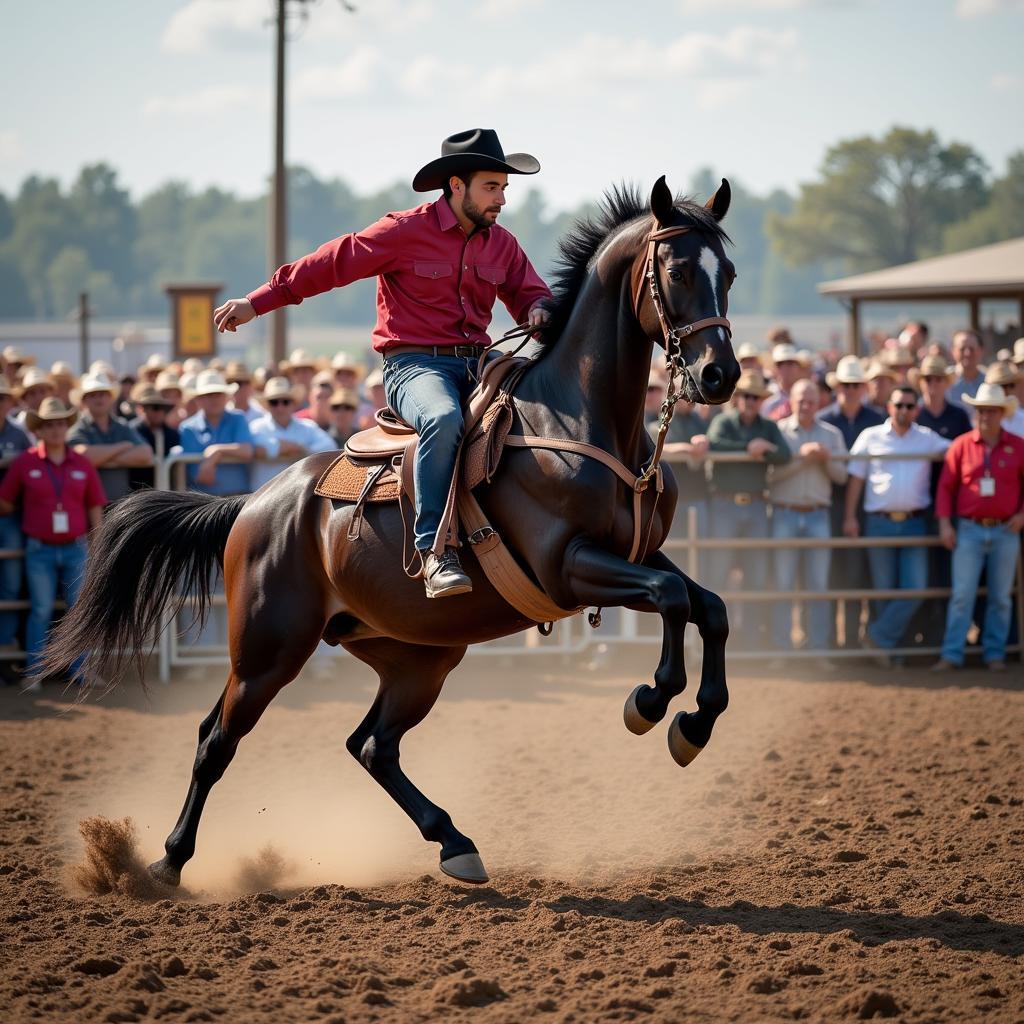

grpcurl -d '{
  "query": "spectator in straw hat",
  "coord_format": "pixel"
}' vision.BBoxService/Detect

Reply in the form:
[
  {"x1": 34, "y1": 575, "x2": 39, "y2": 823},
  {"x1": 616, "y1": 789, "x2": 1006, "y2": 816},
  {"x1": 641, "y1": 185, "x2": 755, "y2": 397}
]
[
  {"x1": 0, "y1": 379, "x2": 31, "y2": 677},
  {"x1": 139, "y1": 353, "x2": 167, "y2": 383},
  {"x1": 984, "y1": 362, "x2": 1024, "y2": 438},
  {"x1": 2, "y1": 346, "x2": 33, "y2": 382},
  {"x1": 865, "y1": 359, "x2": 896, "y2": 413},
  {"x1": 707, "y1": 369, "x2": 791, "y2": 650},
  {"x1": 948, "y1": 329, "x2": 986, "y2": 408},
  {"x1": 0, "y1": 397, "x2": 106, "y2": 687},
  {"x1": 67, "y1": 373, "x2": 152, "y2": 502},
  {"x1": 13, "y1": 369, "x2": 56, "y2": 440},
  {"x1": 735, "y1": 342, "x2": 762, "y2": 373},
  {"x1": 176, "y1": 370, "x2": 254, "y2": 495},
  {"x1": 358, "y1": 367, "x2": 387, "y2": 430},
  {"x1": 49, "y1": 362, "x2": 76, "y2": 405},
  {"x1": 225, "y1": 361, "x2": 264, "y2": 424},
  {"x1": 327, "y1": 388, "x2": 360, "y2": 448},
  {"x1": 284, "y1": 349, "x2": 317, "y2": 402},
  {"x1": 917, "y1": 355, "x2": 971, "y2": 443},
  {"x1": 819, "y1": 355, "x2": 885, "y2": 650},
  {"x1": 127, "y1": 384, "x2": 179, "y2": 490},
  {"x1": 932, "y1": 383, "x2": 1024, "y2": 672},
  {"x1": 155, "y1": 370, "x2": 186, "y2": 429},
  {"x1": 331, "y1": 352, "x2": 366, "y2": 391},
  {"x1": 182, "y1": 357, "x2": 204, "y2": 376},
  {"x1": 295, "y1": 370, "x2": 335, "y2": 430},
  {"x1": 115, "y1": 371, "x2": 138, "y2": 422},
  {"x1": 249, "y1": 377, "x2": 335, "y2": 490},
  {"x1": 762, "y1": 342, "x2": 804, "y2": 420},
  {"x1": 881, "y1": 345, "x2": 915, "y2": 386}
]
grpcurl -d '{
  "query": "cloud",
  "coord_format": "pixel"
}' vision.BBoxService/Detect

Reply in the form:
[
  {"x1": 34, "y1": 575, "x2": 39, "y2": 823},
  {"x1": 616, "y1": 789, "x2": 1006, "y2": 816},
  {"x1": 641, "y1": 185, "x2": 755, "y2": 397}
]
[
  {"x1": 989, "y1": 71, "x2": 1022, "y2": 91},
  {"x1": 160, "y1": 0, "x2": 267, "y2": 55},
  {"x1": 955, "y1": 0, "x2": 1024, "y2": 15},
  {"x1": 143, "y1": 84, "x2": 255, "y2": 117},
  {"x1": 293, "y1": 47, "x2": 382, "y2": 100}
]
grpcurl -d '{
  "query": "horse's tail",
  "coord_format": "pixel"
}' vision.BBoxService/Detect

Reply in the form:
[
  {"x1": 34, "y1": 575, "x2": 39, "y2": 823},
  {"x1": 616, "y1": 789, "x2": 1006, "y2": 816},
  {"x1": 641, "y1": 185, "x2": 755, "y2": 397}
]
[{"x1": 35, "y1": 489, "x2": 249, "y2": 686}]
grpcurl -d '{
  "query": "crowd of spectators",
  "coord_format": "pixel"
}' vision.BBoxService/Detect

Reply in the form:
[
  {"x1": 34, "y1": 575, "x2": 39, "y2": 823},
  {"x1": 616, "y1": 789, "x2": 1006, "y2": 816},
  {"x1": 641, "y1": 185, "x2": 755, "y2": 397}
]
[{"x1": 0, "y1": 323, "x2": 1022, "y2": 688}]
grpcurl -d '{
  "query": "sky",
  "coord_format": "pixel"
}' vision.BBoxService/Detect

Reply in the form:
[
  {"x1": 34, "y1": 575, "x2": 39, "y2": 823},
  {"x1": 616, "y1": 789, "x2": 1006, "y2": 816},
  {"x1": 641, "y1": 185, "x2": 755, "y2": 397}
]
[{"x1": 1, "y1": 0, "x2": 1022, "y2": 213}]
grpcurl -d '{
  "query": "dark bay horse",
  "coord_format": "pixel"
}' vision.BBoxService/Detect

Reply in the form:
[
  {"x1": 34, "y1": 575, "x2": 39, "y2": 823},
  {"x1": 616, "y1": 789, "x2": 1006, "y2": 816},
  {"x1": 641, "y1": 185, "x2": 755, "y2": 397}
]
[{"x1": 42, "y1": 177, "x2": 740, "y2": 887}]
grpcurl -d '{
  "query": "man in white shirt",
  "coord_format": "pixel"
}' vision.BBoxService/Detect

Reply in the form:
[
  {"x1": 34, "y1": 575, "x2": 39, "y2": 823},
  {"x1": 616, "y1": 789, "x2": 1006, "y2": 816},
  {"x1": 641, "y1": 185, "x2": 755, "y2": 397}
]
[
  {"x1": 249, "y1": 377, "x2": 336, "y2": 491},
  {"x1": 844, "y1": 386, "x2": 950, "y2": 659}
]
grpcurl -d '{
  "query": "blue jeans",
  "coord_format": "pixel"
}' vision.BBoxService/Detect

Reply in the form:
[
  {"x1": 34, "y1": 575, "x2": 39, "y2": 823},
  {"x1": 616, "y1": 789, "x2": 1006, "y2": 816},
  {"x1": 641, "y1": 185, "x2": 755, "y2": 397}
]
[
  {"x1": 24, "y1": 536, "x2": 87, "y2": 676},
  {"x1": 383, "y1": 353, "x2": 478, "y2": 551},
  {"x1": 771, "y1": 506, "x2": 831, "y2": 650},
  {"x1": 0, "y1": 514, "x2": 24, "y2": 646},
  {"x1": 708, "y1": 495, "x2": 769, "y2": 646},
  {"x1": 940, "y1": 519, "x2": 1021, "y2": 665},
  {"x1": 864, "y1": 513, "x2": 928, "y2": 650}
]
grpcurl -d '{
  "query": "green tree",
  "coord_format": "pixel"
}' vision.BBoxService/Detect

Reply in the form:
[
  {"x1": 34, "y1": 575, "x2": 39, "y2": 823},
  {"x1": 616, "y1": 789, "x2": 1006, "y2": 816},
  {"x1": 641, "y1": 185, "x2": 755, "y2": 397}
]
[
  {"x1": 46, "y1": 244, "x2": 117, "y2": 318},
  {"x1": 943, "y1": 151, "x2": 1024, "y2": 251},
  {"x1": 68, "y1": 163, "x2": 136, "y2": 288},
  {"x1": 768, "y1": 127, "x2": 989, "y2": 272}
]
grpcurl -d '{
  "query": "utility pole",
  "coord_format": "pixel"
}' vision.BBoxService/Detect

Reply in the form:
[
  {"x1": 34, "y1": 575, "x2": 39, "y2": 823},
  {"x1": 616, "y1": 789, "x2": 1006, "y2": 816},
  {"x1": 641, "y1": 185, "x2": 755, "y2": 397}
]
[
  {"x1": 77, "y1": 292, "x2": 91, "y2": 373},
  {"x1": 268, "y1": 0, "x2": 356, "y2": 368}
]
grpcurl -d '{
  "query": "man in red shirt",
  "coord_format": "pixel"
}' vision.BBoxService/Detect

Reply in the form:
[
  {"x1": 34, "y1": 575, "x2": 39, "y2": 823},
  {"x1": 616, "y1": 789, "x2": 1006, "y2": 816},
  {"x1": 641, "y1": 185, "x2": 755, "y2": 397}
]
[
  {"x1": 0, "y1": 397, "x2": 106, "y2": 688},
  {"x1": 932, "y1": 383, "x2": 1024, "y2": 672},
  {"x1": 213, "y1": 129, "x2": 552, "y2": 598}
]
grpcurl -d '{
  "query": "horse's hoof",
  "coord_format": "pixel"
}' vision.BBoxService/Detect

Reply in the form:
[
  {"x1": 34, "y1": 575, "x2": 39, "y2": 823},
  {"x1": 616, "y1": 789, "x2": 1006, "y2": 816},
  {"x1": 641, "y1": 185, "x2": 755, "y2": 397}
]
[
  {"x1": 440, "y1": 852, "x2": 489, "y2": 885},
  {"x1": 667, "y1": 713, "x2": 704, "y2": 768},
  {"x1": 148, "y1": 858, "x2": 181, "y2": 888},
  {"x1": 623, "y1": 684, "x2": 658, "y2": 735}
]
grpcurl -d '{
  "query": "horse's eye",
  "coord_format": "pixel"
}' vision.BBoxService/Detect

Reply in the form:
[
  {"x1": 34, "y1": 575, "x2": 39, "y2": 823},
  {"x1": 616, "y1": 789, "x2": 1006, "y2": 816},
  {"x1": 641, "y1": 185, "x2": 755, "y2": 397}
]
[{"x1": 667, "y1": 270, "x2": 682, "y2": 283}]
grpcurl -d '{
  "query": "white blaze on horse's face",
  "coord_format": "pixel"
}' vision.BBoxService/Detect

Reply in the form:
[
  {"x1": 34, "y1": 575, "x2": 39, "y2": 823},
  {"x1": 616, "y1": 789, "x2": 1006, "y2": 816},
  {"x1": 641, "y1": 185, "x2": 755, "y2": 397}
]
[{"x1": 698, "y1": 246, "x2": 728, "y2": 344}]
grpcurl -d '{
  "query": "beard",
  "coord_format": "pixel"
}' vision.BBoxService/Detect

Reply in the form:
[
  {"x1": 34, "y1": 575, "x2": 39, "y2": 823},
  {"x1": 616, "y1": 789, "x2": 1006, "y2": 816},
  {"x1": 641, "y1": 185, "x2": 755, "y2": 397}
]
[{"x1": 462, "y1": 192, "x2": 500, "y2": 230}]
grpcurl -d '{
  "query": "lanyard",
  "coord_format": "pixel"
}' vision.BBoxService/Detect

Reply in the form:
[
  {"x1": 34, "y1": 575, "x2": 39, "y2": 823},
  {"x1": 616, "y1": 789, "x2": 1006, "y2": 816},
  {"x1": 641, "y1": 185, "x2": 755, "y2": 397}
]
[{"x1": 42, "y1": 458, "x2": 67, "y2": 509}]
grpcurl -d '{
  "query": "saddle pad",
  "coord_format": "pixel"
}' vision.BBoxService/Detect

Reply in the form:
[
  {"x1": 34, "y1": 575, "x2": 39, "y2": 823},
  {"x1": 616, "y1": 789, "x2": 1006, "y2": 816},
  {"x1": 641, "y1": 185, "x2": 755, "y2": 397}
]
[{"x1": 314, "y1": 453, "x2": 401, "y2": 503}]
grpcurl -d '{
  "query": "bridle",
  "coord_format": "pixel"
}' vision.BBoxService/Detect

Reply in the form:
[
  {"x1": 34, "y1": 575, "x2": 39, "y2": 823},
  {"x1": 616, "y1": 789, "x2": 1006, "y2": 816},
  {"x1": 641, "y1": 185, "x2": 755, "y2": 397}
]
[{"x1": 632, "y1": 223, "x2": 732, "y2": 489}]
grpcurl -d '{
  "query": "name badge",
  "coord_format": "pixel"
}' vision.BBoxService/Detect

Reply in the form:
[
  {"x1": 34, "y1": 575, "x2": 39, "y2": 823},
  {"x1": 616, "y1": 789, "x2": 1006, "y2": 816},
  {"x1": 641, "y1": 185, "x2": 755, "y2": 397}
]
[
  {"x1": 52, "y1": 510, "x2": 70, "y2": 534},
  {"x1": 979, "y1": 476, "x2": 996, "y2": 497}
]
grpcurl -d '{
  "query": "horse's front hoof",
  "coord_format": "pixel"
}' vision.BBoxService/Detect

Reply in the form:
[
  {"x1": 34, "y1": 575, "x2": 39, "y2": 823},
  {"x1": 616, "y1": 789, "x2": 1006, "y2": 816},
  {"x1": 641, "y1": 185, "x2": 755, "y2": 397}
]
[
  {"x1": 667, "y1": 712, "x2": 704, "y2": 768},
  {"x1": 623, "y1": 684, "x2": 659, "y2": 735},
  {"x1": 148, "y1": 858, "x2": 181, "y2": 888},
  {"x1": 440, "y1": 852, "x2": 489, "y2": 885}
]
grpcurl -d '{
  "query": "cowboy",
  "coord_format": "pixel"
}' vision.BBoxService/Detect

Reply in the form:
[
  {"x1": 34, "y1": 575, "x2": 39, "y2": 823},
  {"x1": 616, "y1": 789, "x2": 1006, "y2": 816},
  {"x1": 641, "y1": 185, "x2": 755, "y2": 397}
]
[
  {"x1": 127, "y1": 383, "x2": 179, "y2": 490},
  {"x1": 932, "y1": 383, "x2": 1024, "y2": 672},
  {"x1": 213, "y1": 129, "x2": 553, "y2": 597},
  {"x1": 0, "y1": 397, "x2": 106, "y2": 687},
  {"x1": 984, "y1": 362, "x2": 1024, "y2": 438}
]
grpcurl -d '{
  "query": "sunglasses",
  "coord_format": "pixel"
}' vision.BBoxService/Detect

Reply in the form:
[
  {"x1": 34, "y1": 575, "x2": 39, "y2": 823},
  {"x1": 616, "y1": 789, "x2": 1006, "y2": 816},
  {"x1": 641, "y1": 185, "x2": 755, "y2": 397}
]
[
  {"x1": 737, "y1": 393, "x2": 762, "y2": 401},
  {"x1": 141, "y1": 404, "x2": 168, "y2": 412},
  {"x1": 891, "y1": 402, "x2": 918, "y2": 410},
  {"x1": 268, "y1": 398, "x2": 292, "y2": 407},
  {"x1": 838, "y1": 382, "x2": 863, "y2": 389},
  {"x1": 921, "y1": 376, "x2": 946, "y2": 383},
  {"x1": 331, "y1": 404, "x2": 356, "y2": 411}
]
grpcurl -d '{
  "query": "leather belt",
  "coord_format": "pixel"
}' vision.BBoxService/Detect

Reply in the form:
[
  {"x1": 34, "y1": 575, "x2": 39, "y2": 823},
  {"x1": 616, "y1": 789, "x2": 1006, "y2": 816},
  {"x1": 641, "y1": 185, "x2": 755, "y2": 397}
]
[
  {"x1": 773, "y1": 503, "x2": 825, "y2": 513},
  {"x1": 870, "y1": 509, "x2": 925, "y2": 522},
  {"x1": 965, "y1": 516, "x2": 1007, "y2": 528},
  {"x1": 385, "y1": 344, "x2": 486, "y2": 359}
]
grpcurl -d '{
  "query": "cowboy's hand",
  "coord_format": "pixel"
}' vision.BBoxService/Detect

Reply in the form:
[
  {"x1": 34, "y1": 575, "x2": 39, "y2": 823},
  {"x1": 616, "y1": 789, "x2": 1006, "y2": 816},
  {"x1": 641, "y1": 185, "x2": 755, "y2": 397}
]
[
  {"x1": 842, "y1": 515, "x2": 860, "y2": 539},
  {"x1": 527, "y1": 305, "x2": 551, "y2": 336},
  {"x1": 747, "y1": 438, "x2": 775, "y2": 459},
  {"x1": 690, "y1": 434, "x2": 709, "y2": 457},
  {"x1": 195, "y1": 458, "x2": 218, "y2": 486},
  {"x1": 940, "y1": 520, "x2": 957, "y2": 550},
  {"x1": 214, "y1": 298, "x2": 256, "y2": 334},
  {"x1": 1007, "y1": 512, "x2": 1024, "y2": 533}
]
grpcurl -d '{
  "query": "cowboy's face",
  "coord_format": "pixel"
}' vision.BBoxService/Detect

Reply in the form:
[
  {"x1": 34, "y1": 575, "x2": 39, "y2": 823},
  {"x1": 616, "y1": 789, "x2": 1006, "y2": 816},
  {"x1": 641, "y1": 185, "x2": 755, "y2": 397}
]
[
  {"x1": 22, "y1": 384, "x2": 53, "y2": 410},
  {"x1": 920, "y1": 372, "x2": 948, "y2": 402},
  {"x1": 36, "y1": 419, "x2": 70, "y2": 445},
  {"x1": 197, "y1": 393, "x2": 228, "y2": 418},
  {"x1": 774, "y1": 359, "x2": 801, "y2": 391},
  {"x1": 267, "y1": 394, "x2": 294, "y2": 427},
  {"x1": 453, "y1": 171, "x2": 507, "y2": 229},
  {"x1": 975, "y1": 406, "x2": 1003, "y2": 434},
  {"x1": 953, "y1": 333, "x2": 980, "y2": 371},
  {"x1": 791, "y1": 380, "x2": 819, "y2": 428},
  {"x1": 83, "y1": 390, "x2": 113, "y2": 418},
  {"x1": 888, "y1": 389, "x2": 919, "y2": 430}
]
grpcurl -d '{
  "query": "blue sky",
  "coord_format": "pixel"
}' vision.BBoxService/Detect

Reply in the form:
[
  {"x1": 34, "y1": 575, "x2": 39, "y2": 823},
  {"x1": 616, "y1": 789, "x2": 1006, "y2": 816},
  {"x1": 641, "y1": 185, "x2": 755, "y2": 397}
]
[{"x1": 2, "y1": 0, "x2": 1022, "y2": 212}]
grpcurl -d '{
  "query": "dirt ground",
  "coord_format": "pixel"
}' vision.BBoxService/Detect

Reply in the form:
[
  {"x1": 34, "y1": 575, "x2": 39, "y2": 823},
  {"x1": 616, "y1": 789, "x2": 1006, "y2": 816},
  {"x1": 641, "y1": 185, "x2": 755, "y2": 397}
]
[{"x1": 1, "y1": 650, "x2": 1022, "y2": 1023}]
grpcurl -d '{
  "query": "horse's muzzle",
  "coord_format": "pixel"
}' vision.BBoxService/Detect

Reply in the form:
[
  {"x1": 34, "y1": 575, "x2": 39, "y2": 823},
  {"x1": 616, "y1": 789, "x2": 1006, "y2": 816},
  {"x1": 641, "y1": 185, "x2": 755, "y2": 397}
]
[{"x1": 690, "y1": 355, "x2": 740, "y2": 405}]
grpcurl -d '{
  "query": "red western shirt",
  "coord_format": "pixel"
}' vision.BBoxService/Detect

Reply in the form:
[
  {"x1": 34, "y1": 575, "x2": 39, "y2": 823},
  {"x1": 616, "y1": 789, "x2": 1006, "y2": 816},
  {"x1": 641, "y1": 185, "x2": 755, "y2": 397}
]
[
  {"x1": 247, "y1": 197, "x2": 552, "y2": 353},
  {"x1": 0, "y1": 445, "x2": 107, "y2": 543},
  {"x1": 935, "y1": 429, "x2": 1024, "y2": 521}
]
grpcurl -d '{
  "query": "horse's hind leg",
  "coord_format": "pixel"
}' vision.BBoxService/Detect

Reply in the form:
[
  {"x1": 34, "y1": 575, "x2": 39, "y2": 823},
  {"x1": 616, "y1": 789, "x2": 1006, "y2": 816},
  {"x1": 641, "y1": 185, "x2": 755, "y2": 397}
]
[{"x1": 341, "y1": 638, "x2": 485, "y2": 883}]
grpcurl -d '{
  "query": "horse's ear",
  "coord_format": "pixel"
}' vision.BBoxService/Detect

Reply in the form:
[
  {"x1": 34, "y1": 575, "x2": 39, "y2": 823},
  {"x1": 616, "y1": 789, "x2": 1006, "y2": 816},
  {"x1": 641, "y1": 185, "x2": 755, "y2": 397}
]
[
  {"x1": 650, "y1": 175, "x2": 674, "y2": 225},
  {"x1": 705, "y1": 178, "x2": 731, "y2": 222}
]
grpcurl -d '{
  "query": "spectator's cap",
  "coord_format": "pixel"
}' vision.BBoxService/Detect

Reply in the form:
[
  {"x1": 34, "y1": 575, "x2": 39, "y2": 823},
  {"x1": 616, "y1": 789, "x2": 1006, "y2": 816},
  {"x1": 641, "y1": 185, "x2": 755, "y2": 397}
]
[
  {"x1": 881, "y1": 345, "x2": 915, "y2": 368},
  {"x1": 964, "y1": 382, "x2": 1011, "y2": 410},
  {"x1": 331, "y1": 352, "x2": 366, "y2": 378},
  {"x1": 155, "y1": 370, "x2": 184, "y2": 395},
  {"x1": 734, "y1": 369, "x2": 769, "y2": 398},
  {"x1": 735, "y1": 342, "x2": 761, "y2": 362},
  {"x1": 865, "y1": 360, "x2": 896, "y2": 381},
  {"x1": 224, "y1": 360, "x2": 252, "y2": 384},
  {"x1": 766, "y1": 326, "x2": 793, "y2": 345},
  {"x1": 15, "y1": 367, "x2": 56, "y2": 398},
  {"x1": 182, "y1": 357, "x2": 205, "y2": 375},
  {"x1": 88, "y1": 359, "x2": 116, "y2": 379},
  {"x1": 312, "y1": 369, "x2": 335, "y2": 389},
  {"x1": 208, "y1": 357, "x2": 226, "y2": 372},
  {"x1": 1013, "y1": 337, "x2": 1024, "y2": 365},
  {"x1": 834, "y1": 354, "x2": 868, "y2": 384},
  {"x1": 2, "y1": 345, "x2": 33, "y2": 367},
  {"x1": 286, "y1": 348, "x2": 316, "y2": 371},
  {"x1": 330, "y1": 387, "x2": 360, "y2": 410},
  {"x1": 130, "y1": 383, "x2": 175, "y2": 407},
  {"x1": 78, "y1": 373, "x2": 118, "y2": 398},
  {"x1": 26, "y1": 397, "x2": 78, "y2": 431},
  {"x1": 192, "y1": 369, "x2": 233, "y2": 397},
  {"x1": 365, "y1": 367, "x2": 385, "y2": 389},
  {"x1": 178, "y1": 372, "x2": 198, "y2": 399},
  {"x1": 918, "y1": 355, "x2": 953, "y2": 378},
  {"x1": 796, "y1": 348, "x2": 814, "y2": 367},
  {"x1": 771, "y1": 342, "x2": 802, "y2": 365},
  {"x1": 49, "y1": 361, "x2": 75, "y2": 382},
  {"x1": 145, "y1": 353, "x2": 167, "y2": 369},
  {"x1": 262, "y1": 376, "x2": 300, "y2": 403},
  {"x1": 984, "y1": 361, "x2": 1019, "y2": 387}
]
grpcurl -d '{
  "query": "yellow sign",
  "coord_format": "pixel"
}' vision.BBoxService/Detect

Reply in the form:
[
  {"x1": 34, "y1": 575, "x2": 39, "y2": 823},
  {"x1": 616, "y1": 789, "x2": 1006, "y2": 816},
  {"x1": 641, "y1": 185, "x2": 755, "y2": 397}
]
[{"x1": 166, "y1": 283, "x2": 222, "y2": 359}]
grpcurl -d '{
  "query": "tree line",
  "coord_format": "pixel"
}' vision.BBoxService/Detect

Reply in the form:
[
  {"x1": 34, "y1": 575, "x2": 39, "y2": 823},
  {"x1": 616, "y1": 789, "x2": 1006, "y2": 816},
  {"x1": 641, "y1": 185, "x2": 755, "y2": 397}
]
[{"x1": 0, "y1": 128, "x2": 1020, "y2": 324}]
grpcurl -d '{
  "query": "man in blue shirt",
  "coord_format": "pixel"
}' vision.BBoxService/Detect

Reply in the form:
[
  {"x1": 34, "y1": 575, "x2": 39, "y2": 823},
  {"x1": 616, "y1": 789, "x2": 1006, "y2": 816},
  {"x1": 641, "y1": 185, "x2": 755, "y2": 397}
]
[{"x1": 175, "y1": 370, "x2": 254, "y2": 495}]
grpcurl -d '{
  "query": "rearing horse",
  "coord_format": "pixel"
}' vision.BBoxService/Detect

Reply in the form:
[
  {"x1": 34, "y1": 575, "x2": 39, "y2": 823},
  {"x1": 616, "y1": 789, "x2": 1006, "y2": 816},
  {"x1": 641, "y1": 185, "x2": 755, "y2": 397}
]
[{"x1": 42, "y1": 177, "x2": 740, "y2": 886}]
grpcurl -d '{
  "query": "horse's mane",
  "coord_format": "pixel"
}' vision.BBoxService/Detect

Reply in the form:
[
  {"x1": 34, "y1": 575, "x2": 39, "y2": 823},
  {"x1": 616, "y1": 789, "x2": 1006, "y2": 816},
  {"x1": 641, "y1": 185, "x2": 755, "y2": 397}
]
[{"x1": 540, "y1": 183, "x2": 731, "y2": 347}]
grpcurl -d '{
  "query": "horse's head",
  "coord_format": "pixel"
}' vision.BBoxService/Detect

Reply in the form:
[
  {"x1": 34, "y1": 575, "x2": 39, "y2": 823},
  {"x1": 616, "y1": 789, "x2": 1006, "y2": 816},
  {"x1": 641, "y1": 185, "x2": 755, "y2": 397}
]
[{"x1": 635, "y1": 176, "x2": 740, "y2": 405}]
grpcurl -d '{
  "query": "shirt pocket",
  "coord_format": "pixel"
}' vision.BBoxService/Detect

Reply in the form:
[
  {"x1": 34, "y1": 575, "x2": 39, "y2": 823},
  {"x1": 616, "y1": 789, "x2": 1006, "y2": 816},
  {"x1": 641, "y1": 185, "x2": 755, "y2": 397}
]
[
  {"x1": 475, "y1": 264, "x2": 507, "y2": 286},
  {"x1": 413, "y1": 261, "x2": 453, "y2": 280}
]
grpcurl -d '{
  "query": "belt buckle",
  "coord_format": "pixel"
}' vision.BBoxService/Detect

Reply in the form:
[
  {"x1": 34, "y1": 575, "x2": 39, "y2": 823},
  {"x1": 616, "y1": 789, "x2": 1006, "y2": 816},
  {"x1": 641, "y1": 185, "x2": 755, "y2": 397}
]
[
  {"x1": 455, "y1": 344, "x2": 476, "y2": 358},
  {"x1": 734, "y1": 493, "x2": 751, "y2": 506},
  {"x1": 889, "y1": 512, "x2": 907, "y2": 523}
]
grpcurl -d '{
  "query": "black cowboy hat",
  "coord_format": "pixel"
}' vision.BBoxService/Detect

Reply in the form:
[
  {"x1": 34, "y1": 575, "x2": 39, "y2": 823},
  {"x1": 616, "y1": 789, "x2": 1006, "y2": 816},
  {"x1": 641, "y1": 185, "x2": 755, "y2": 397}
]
[{"x1": 412, "y1": 129, "x2": 540, "y2": 193}]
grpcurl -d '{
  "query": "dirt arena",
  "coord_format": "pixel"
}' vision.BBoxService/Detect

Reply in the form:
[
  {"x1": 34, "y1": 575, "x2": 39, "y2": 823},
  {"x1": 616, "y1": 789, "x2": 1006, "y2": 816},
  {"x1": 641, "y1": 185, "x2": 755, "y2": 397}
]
[{"x1": 1, "y1": 650, "x2": 1022, "y2": 1023}]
